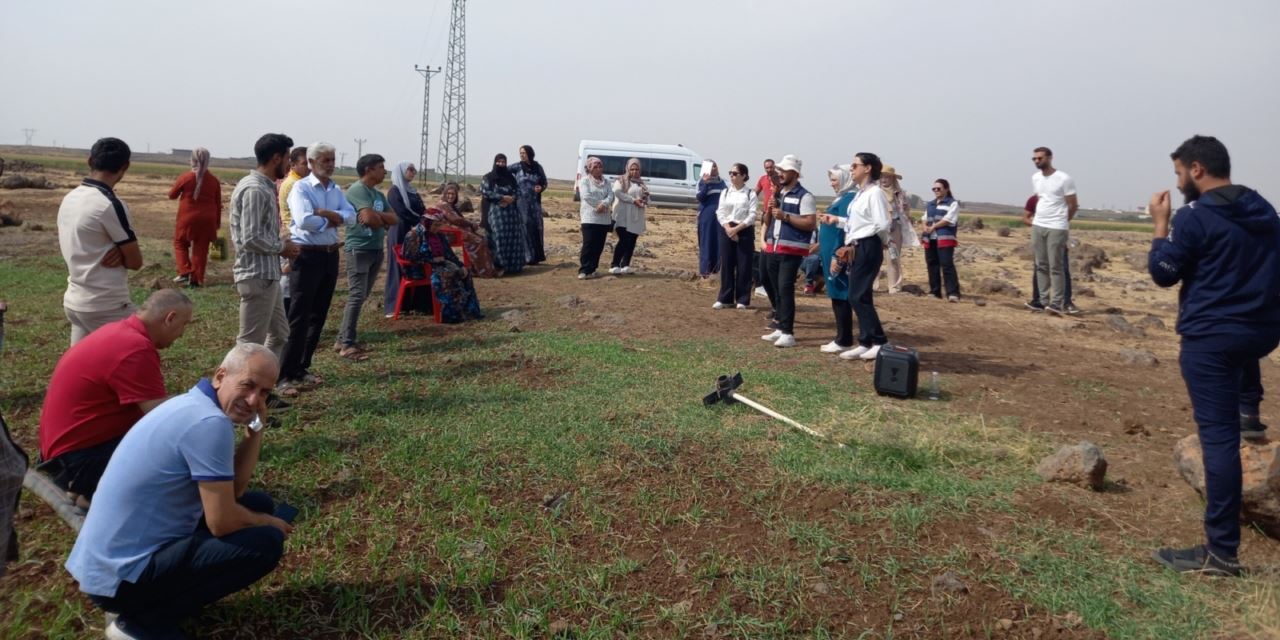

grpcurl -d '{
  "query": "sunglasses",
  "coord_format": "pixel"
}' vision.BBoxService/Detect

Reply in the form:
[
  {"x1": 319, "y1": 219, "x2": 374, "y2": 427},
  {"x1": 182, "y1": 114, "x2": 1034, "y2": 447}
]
[
  {"x1": 728, "y1": 171, "x2": 741, "y2": 176},
  {"x1": 931, "y1": 187, "x2": 944, "y2": 192}
]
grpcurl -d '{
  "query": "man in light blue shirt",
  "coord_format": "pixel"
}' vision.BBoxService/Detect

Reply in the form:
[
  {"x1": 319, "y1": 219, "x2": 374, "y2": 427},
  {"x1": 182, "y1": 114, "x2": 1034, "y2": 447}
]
[
  {"x1": 66, "y1": 344, "x2": 291, "y2": 639},
  {"x1": 279, "y1": 142, "x2": 356, "y2": 392}
]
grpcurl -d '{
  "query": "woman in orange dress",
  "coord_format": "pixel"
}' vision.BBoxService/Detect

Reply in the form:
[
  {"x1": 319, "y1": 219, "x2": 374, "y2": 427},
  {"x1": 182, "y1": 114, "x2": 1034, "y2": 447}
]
[{"x1": 167, "y1": 147, "x2": 222, "y2": 286}]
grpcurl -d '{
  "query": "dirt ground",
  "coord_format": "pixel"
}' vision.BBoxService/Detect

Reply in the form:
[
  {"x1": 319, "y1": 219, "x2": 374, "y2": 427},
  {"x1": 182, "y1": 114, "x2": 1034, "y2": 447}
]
[{"x1": 3, "y1": 168, "x2": 1279, "y2": 636}]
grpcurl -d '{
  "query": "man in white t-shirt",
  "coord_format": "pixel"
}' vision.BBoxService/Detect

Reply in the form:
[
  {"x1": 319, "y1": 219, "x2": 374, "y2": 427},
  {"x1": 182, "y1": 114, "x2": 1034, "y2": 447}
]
[
  {"x1": 1029, "y1": 146, "x2": 1078, "y2": 315},
  {"x1": 57, "y1": 138, "x2": 143, "y2": 345}
]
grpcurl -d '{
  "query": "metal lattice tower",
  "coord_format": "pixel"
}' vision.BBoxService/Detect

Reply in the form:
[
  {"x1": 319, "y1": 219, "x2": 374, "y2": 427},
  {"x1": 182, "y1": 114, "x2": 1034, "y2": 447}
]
[
  {"x1": 414, "y1": 65, "x2": 441, "y2": 184},
  {"x1": 437, "y1": 0, "x2": 466, "y2": 184},
  {"x1": 22, "y1": 129, "x2": 36, "y2": 146}
]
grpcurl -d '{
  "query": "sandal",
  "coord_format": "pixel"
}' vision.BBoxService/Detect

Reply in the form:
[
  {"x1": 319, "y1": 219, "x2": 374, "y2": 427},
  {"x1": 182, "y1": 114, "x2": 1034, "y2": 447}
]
[{"x1": 338, "y1": 346, "x2": 368, "y2": 362}]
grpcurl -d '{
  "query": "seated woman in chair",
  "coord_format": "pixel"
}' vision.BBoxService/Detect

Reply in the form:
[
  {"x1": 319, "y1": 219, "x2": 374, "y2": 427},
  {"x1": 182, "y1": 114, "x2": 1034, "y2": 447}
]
[{"x1": 402, "y1": 208, "x2": 484, "y2": 323}]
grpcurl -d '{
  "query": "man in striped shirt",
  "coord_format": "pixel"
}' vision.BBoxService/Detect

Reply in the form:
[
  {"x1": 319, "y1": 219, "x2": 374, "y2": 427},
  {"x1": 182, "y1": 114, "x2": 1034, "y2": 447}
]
[{"x1": 231, "y1": 134, "x2": 299, "y2": 365}]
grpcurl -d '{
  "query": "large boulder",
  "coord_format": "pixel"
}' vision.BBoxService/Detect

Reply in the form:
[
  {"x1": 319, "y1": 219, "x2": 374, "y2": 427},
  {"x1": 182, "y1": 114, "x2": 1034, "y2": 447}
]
[
  {"x1": 1037, "y1": 441, "x2": 1108, "y2": 491},
  {"x1": 1174, "y1": 435, "x2": 1280, "y2": 539}
]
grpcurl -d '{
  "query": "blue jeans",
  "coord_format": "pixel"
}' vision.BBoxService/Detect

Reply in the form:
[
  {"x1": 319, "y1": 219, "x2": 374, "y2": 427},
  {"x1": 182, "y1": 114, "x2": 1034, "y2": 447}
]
[
  {"x1": 1180, "y1": 332, "x2": 1280, "y2": 558},
  {"x1": 90, "y1": 491, "x2": 285, "y2": 629},
  {"x1": 800, "y1": 254, "x2": 823, "y2": 285}
]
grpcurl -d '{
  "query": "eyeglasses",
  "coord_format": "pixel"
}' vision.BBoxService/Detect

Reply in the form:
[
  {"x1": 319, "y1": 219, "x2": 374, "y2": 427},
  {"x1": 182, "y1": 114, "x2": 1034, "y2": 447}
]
[
  {"x1": 931, "y1": 187, "x2": 943, "y2": 192},
  {"x1": 851, "y1": 163, "x2": 865, "y2": 168},
  {"x1": 728, "y1": 171, "x2": 741, "y2": 176}
]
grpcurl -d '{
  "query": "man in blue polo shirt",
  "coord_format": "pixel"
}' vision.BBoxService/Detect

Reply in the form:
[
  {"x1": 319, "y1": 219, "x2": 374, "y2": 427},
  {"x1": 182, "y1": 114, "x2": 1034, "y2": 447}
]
[
  {"x1": 1148, "y1": 135, "x2": 1280, "y2": 577},
  {"x1": 66, "y1": 344, "x2": 291, "y2": 638}
]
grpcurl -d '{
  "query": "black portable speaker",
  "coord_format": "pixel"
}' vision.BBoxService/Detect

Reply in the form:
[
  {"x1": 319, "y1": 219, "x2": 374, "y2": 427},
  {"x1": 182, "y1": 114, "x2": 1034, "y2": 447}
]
[{"x1": 873, "y1": 343, "x2": 919, "y2": 398}]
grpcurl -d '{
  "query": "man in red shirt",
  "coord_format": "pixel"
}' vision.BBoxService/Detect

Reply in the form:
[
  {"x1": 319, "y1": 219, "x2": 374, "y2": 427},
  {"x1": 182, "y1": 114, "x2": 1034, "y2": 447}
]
[
  {"x1": 38, "y1": 289, "x2": 193, "y2": 504},
  {"x1": 753, "y1": 159, "x2": 780, "y2": 293}
]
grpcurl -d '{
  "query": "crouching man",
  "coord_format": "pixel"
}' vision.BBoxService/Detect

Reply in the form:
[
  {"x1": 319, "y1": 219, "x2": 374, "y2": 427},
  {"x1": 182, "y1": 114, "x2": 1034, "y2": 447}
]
[{"x1": 66, "y1": 344, "x2": 292, "y2": 638}]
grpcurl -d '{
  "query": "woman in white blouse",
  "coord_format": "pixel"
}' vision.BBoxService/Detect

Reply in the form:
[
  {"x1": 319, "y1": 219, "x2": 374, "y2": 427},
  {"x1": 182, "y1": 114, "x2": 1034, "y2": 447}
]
[
  {"x1": 713, "y1": 162, "x2": 758, "y2": 308},
  {"x1": 610, "y1": 158, "x2": 648, "y2": 274},
  {"x1": 576, "y1": 157, "x2": 615, "y2": 279},
  {"x1": 826, "y1": 152, "x2": 891, "y2": 361}
]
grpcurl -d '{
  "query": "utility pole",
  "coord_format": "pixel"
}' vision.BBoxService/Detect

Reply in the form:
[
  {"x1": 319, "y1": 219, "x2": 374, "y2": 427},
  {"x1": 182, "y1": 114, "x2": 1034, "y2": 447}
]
[
  {"x1": 353, "y1": 138, "x2": 367, "y2": 160},
  {"x1": 339, "y1": 152, "x2": 347, "y2": 169},
  {"x1": 21, "y1": 129, "x2": 36, "y2": 146},
  {"x1": 438, "y1": 0, "x2": 467, "y2": 184},
  {"x1": 414, "y1": 64, "x2": 441, "y2": 185}
]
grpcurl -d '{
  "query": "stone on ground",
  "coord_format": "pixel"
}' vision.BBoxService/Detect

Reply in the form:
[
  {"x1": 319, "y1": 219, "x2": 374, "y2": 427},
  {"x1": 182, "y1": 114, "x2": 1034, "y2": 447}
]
[
  {"x1": 1174, "y1": 435, "x2": 1280, "y2": 539},
  {"x1": 1037, "y1": 441, "x2": 1108, "y2": 491}
]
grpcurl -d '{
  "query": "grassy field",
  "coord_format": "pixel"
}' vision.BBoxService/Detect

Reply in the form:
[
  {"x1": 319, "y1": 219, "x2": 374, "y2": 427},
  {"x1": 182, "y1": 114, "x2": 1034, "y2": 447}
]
[{"x1": 1, "y1": 234, "x2": 1273, "y2": 639}]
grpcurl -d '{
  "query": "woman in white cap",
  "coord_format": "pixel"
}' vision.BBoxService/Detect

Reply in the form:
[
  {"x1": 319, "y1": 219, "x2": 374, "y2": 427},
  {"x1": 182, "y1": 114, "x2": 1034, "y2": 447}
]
[
  {"x1": 610, "y1": 158, "x2": 648, "y2": 274},
  {"x1": 828, "y1": 152, "x2": 891, "y2": 360},
  {"x1": 815, "y1": 165, "x2": 857, "y2": 354},
  {"x1": 878, "y1": 164, "x2": 917, "y2": 293},
  {"x1": 713, "y1": 162, "x2": 757, "y2": 308}
]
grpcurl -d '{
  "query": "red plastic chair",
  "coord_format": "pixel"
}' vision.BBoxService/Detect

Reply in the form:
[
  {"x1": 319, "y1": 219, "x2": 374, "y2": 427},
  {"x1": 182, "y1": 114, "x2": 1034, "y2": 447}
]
[{"x1": 392, "y1": 227, "x2": 467, "y2": 324}]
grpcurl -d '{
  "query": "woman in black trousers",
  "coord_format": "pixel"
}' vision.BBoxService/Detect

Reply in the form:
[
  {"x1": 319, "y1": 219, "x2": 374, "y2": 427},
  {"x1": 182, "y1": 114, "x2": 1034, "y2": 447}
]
[
  {"x1": 830, "y1": 152, "x2": 892, "y2": 361},
  {"x1": 713, "y1": 163, "x2": 758, "y2": 308}
]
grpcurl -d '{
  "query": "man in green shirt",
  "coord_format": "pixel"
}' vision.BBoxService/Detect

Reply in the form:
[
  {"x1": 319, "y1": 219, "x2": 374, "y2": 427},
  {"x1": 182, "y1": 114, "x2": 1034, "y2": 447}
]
[{"x1": 337, "y1": 154, "x2": 397, "y2": 360}]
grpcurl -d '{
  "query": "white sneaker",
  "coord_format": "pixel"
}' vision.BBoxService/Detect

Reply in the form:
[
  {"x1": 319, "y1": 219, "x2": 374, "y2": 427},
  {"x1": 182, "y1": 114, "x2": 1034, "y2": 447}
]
[
  {"x1": 620, "y1": 266, "x2": 634, "y2": 274},
  {"x1": 577, "y1": 273, "x2": 588, "y2": 280},
  {"x1": 819, "y1": 341, "x2": 844, "y2": 353},
  {"x1": 609, "y1": 267, "x2": 621, "y2": 275},
  {"x1": 859, "y1": 344, "x2": 882, "y2": 360},
  {"x1": 761, "y1": 330, "x2": 784, "y2": 341},
  {"x1": 839, "y1": 346, "x2": 869, "y2": 360},
  {"x1": 735, "y1": 303, "x2": 748, "y2": 309},
  {"x1": 712, "y1": 301, "x2": 725, "y2": 309},
  {"x1": 754, "y1": 286, "x2": 767, "y2": 298},
  {"x1": 773, "y1": 333, "x2": 797, "y2": 348}
]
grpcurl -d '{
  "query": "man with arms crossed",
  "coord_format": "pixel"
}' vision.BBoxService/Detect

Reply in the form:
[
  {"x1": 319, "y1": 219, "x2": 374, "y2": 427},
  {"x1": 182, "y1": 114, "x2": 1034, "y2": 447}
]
[
  {"x1": 66, "y1": 344, "x2": 292, "y2": 639},
  {"x1": 1148, "y1": 135, "x2": 1280, "y2": 576},
  {"x1": 58, "y1": 137, "x2": 143, "y2": 344},
  {"x1": 1028, "y1": 147, "x2": 1078, "y2": 315}
]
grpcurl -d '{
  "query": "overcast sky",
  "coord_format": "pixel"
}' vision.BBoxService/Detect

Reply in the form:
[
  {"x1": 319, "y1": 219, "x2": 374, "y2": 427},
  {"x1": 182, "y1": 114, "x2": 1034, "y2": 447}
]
[{"x1": 2, "y1": 0, "x2": 1277, "y2": 209}]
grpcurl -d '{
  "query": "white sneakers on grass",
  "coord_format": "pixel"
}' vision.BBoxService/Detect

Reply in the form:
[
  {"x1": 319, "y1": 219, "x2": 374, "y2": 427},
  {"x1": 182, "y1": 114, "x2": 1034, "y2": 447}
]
[
  {"x1": 761, "y1": 329, "x2": 783, "y2": 341},
  {"x1": 819, "y1": 341, "x2": 844, "y2": 354},
  {"x1": 609, "y1": 267, "x2": 621, "y2": 275},
  {"x1": 773, "y1": 334, "x2": 796, "y2": 348}
]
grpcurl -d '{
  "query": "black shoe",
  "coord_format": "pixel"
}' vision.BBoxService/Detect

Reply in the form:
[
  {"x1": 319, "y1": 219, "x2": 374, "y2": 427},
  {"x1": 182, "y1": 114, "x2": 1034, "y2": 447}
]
[
  {"x1": 767, "y1": 320, "x2": 780, "y2": 330},
  {"x1": 1064, "y1": 302, "x2": 1081, "y2": 315},
  {"x1": 1241, "y1": 415, "x2": 1268, "y2": 441},
  {"x1": 1151, "y1": 544, "x2": 1241, "y2": 577},
  {"x1": 266, "y1": 393, "x2": 292, "y2": 411},
  {"x1": 1045, "y1": 304, "x2": 1064, "y2": 316},
  {"x1": 1025, "y1": 300, "x2": 1046, "y2": 312}
]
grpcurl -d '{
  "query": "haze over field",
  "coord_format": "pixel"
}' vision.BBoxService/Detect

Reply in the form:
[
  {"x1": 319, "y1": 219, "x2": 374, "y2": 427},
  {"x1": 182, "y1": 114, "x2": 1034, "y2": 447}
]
[{"x1": 1, "y1": 0, "x2": 1277, "y2": 209}]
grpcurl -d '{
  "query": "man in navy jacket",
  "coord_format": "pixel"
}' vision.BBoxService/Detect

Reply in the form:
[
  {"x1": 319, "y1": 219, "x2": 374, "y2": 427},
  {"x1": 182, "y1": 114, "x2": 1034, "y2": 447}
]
[{"x1": 1148, "y1": 135, "x2": 1280, "y2": 577}]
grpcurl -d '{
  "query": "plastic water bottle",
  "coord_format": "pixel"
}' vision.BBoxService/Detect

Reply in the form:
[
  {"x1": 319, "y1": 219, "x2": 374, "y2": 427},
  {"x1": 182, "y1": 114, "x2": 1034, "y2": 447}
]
[{"x1": 927, "y1": 371, "x2": 941, "y2": 400}]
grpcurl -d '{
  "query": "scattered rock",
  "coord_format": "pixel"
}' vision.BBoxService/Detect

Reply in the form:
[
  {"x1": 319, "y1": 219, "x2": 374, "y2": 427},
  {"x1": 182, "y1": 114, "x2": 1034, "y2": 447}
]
[
  {"x1": 973, "y1": 298, "x2": 987, "y2": 307},
  {"x1": 556, "y1": 294, "x2": 585, "y2": 309},
  {"x1": 1118, "y1": 348, "x2": 1158, "y2": 367},
  {"x1": 1103, "y1": 314, "x2": 1145, "y2": 337},
  {"x1": 459, "y1": 539, "x2": 488, "y2": 559},
  {"x1": 0, "y1": 200, "x2": 21, "y2": 227},
  {"x1": 1175, "y1": 435, "x2": 1280, "y2": 538},
  {"x1": 1036, "y1": 441, "x2": 1108, "y2": 491},
  {"x1": 1135, "y1": 315, "x2": 1166, "y2": 331},
  {"x1": 1123, "y1": 252, "x2": 1148, "y2": 271},
  {"x1": 542, "y1": 491, "x2": 571, "y2": 510},
  {"x1": 1045, "y1": 317, "x2": 1086, "y2": 332},
  {"x1": 931, "y1": 572, "x2": 968, "y2": 595},
  {"x1": 548, "y1": 620, "x2": 571, "y2": 636},
  {"x1": 1072, "y1": 243, "x2": 1109, "y2": 271},
  {"x1": 958, "y1": 217, "x2": 985, "y2": 232},
  {"x1": 810, "y1": 580, "x2": 831, "y2": 595},
  {"x1": 893, "y1": 612, "x2": 904, "y2": 622},
  {"x1": 500, "y1": 309, "x2": 527, "y2": 323},
  {"x1": 26, "y1": 223, "x2": 43, "y2": 231},
  {"x1": 972, "y1": 277, "x2": 1021, "y2": 298},
  {"x1": 1074, "y1": 286, "x2": 1096, "y2": 298},
  {"x1": 146, "y1": 277, "x2": 165, "y2": 291},
  {"x1": 996, "y1": 227, "x2": 1012, "y2": 238},
  {"x1": 1124, "y1": 421, "x2": 1150, "y2": 437},
  {"x1": 897, "y1": 283, "x2": 927, "y2": 296},
  {"x1": 997, "y1": 619, "x2": 1014, "y2": 631},
  {"x1": 1012, "y1": 243, "x2": 1035, "y2": 262},
  {"x1": 0, "y1": 174, "x2": 54, "y2": 190}
]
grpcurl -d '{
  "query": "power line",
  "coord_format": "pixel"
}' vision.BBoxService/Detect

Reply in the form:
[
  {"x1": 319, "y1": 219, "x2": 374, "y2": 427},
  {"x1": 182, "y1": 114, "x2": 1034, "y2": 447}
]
[
  {"x1": 414, "y1": 65, "x2": 442, "y2": 185},
  {"x1": 353, "y1": 138, "x2": 367, "y2": 159},
  {"x1": 438, "y1": 0, "x2": 466, "y2": 184},
  {"x1": 21, "y1": 129, "x2": 35, "y2": 146}
]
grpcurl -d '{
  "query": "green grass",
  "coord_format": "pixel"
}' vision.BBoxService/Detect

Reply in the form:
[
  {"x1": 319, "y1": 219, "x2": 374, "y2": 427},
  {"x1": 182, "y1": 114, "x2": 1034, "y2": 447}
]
[{"x1": 0, "y1": 250, "x2": 1265, "y2": 638}]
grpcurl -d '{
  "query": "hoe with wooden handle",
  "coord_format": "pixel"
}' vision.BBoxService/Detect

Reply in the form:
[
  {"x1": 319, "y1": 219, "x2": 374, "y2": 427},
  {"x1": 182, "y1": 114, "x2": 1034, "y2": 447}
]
[{"x1": 703, "y1": 372, "x2": 845, "y2": 449}]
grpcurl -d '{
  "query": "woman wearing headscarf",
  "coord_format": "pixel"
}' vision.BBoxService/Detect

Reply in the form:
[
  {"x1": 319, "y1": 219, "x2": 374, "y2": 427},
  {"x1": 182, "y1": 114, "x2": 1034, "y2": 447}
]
[
  {"x1": 713, "y1": 162, "x2": 757, "y2": 308},
  {"x1": 167, "y1": 147, "x2": 221, "y2": 287},
  {"x1": 696, "y1": 160, "x2": 726, "y2": 278},
  {"x1": 815, "y1": 165, "x2": 858, "y2": 355},
  {"x1": 577, "y1": 156, "x2": 614, "y2": 279},
  {"x1": 481, "y1": 153, "x2": 526, "y2": 274},
  {"x1": 401, "y1": 207, "x2": 483, "y2": 323},
  {"x1": 921, "y1": 178, "x2": 962, "y2": 301},
  {"x1": 385, "y1": 161, "x2": 433, "y2": 316},
  {"x1": 437, "y1": 181, "x2": 500, "y2": 278},
  {"x1": 877, "y1": 165, "x2": 918, "y2": 293},
  {"x1": 511, "y1": 145, "x2": 549, "y2": 265},
  {"x1": 610, "y1": 158, "x2": 648, "y2": 274}
]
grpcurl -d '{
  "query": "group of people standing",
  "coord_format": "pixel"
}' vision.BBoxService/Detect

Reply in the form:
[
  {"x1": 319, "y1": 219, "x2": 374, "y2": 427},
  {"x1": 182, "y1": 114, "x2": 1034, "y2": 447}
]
[
  {"x1": 479, "y1": 146, "x2": 549, "y2": 276},
  {"x1": 574, "y1": 157, "x2": 649, "y2": 278}
]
